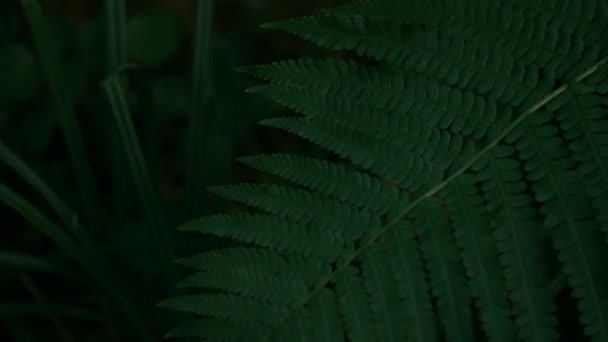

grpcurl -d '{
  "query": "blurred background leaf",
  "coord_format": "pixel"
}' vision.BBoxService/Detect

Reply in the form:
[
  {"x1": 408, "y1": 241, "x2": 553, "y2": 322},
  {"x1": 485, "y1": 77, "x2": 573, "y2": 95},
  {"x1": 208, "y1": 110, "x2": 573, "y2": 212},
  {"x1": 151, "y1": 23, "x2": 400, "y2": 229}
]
[
  {"x1": 0, "y1": 45, "x2": 43, "y2": 106},
  {"x1": 128, "y1": 12, "x2": 179, "y2": 67}
]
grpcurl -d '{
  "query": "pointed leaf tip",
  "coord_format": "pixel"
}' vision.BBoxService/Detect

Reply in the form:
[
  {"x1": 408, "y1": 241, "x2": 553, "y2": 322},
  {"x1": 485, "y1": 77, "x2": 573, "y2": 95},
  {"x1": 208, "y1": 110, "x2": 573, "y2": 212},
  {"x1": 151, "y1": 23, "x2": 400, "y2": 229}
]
[
  {"x1": 258, "y1": 118, "x2": 274, "y2": 127},
  {"x1": 156, "y1": 298, "x2": 174, "y2": 309},
  {"x1": 244, "y1": 85, "x2": 267, "y2": 94},
  {"x1": 235, "y1": 155, "x2": 254, "y2": 164}
]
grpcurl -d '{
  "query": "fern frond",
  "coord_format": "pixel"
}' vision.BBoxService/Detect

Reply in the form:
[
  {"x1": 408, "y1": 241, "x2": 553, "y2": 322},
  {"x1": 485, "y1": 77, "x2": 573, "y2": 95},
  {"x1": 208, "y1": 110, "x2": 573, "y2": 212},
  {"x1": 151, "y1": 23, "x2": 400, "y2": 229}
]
[
  {"x1": 248, "y1": 78, "x2": 479, "y2": 173},
  {"x1": 209, "y1": 184, "x2": 379, "y2": 241},
  {"x1": 441, "y1": 175, "x2": 514, "y2": 342},
  {"x1": 547, "y1": 172, "x2": 608, "y2": 339},
  {"x1": 242, "y1": 60, "x2": 513, "y2": 153},
  {"x1": 166, "y1": 0, "x2": 608, "y2": 340},
  {"x1": 412, "y1": 198, "x2": 473, "y2": 342},
  {"x1": 387, "y1": 225, "x2": 437, "y2": 342},
  {"x1": 327, "y1": 0, "x2": 608, "y2": 76},
  {"x1": 176, "y1": 247, "x2": 329, "y2": 285},
  {"x1": 262, "y1": 116, "x2": 444, "y2": 192},
  {"x1": 241, "y1": 59, "x2": 518, "y2": 144},
  {"x1": 247, "y1": 81, "x2": 508, "y2": 142},
  {"x1": 160, "y1": 294, "x2": 286, "y2": 325},
  {"x1": 504, "y1": 83, "x2": 608, "y2": 338},
  {"x1": 262, "y1": 15, "x2": 545, "y2": 108},
  {"x1": 177, "y1": 271, "x2": 307, "y2": 306},
  {"x1": 306, "y1": 289, "x2": 345, "y2": 342},
  {"x1": 333, "y1": 266, "x2": 375, "y2": 341},
  {"x1": 554, "y1": 67, "x2": 608, "y2": 239},
  {"x1": 517, "y1": 73, "x2": 608, "y2": 338},
  {"x1": 238, "y1": 154, "x2": 405, "y2": 215},
  {"x1": 474, "y1": 146, "x2": 558, "y2": 341},
  {"x1": 179, "y1": 213, "x2": 348, "y2": 262},
  {"x1": 359, "y1": 246, "x2": 403, "y2": 341}
]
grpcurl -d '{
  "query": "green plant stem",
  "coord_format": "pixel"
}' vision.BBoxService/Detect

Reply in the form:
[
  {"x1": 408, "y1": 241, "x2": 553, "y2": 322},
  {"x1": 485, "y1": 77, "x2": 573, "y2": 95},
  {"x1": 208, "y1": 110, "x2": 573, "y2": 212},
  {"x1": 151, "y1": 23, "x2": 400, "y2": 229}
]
[
  {"x1": 102, "y1": 75, "x2": 177, "y2": 286},
  {"x1": 20, "y1": 0, "x2": 102, "y2": 224},
  {"x1": 0, "y1": 141, "x2": 148, "y2": 333},
  {"x1": 0, "y1": 141, "x2": 84, "y2": 240},
  {"x1": 0, "y1": 184, "x2": 154, "y2": 342},
  {"x1": 0, "y1": 184, "x2": 81, "y2": 258},
  {"x1": 104, "y1": 0, "x2": 127, "y2": 72},
  {"x1": 187, "y1": 0, "x2": 215, "y2": 212},
  {"x1": 104, "y1": 0, "x2": 133, "y2": 222}
]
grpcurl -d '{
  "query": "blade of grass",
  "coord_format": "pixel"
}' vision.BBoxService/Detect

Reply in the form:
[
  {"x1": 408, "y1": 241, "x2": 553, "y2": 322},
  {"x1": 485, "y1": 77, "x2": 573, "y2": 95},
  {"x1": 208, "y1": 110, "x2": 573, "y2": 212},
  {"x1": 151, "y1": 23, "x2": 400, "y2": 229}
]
[
  {"x1": 0, "y1": 184, "x2": 81, "y2": 259},
  {"x1": 104, "y1": 0, "x2": 133, "y2": 222},
  {"x1": 0, "y1": 141, "x2": 143, "y2": 302},
  {"x1": 102, "y1": 75, "x2": 176, "y2": 286},
  {"x1": 104, "y1": 0, "x2": 127, "y2": 72},
  {"x1": 0, "y1": 141, "x2": 84, "y2": 240},
  {"x1": 20, "y1": 0, "x2": 102, "y2": 225},
  {"x1": 0, "y1": 184, "x2": 153, "y2": 341},
  {"x1": 187, "y1": 0, "x2": 217, "y2": 212},
  {"x1": 0, "y1": 250, "x2": 82, "y2": 280}
]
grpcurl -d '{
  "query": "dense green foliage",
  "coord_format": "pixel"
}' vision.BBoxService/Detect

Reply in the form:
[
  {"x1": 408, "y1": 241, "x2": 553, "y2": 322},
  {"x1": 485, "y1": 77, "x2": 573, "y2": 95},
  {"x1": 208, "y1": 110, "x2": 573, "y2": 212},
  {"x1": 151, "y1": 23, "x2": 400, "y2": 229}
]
[
  {"x1": 163, "y1": 0, "x2": 608, "y2": 341},
  {"x1": 1, "y1": 0, "x2": 328, "y2": 340},
  {"x1": 2, "y1": 0, "x2": 608, "y2": 340}
]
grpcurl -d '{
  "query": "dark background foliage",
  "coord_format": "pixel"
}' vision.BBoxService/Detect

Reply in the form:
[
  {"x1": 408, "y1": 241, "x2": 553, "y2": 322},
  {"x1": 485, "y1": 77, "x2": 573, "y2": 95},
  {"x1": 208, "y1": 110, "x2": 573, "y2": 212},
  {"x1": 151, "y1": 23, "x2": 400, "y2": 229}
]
[{"x1": 0, "y1": 0, "x2": 346, "y2": 340}]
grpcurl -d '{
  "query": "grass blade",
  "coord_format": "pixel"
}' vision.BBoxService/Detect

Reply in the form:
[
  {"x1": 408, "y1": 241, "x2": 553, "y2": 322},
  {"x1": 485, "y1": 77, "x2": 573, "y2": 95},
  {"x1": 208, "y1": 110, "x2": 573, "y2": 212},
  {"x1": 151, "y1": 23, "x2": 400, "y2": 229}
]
[
  {"x1": 0, "y1": 183, "x2": 153, "y2": 341},
  {"x1": 187, "y1": 0, "x2": 218, "y2": 212},
  {"x1": 0, "y1": 144, "x2": 153, "y2": 338},
  {"x1": 20, "y1": 0, "x2": 102, "y2": 224},
  {"x1": 0, "y1": 141, "x2": 84, "y2": 240},
  {"x1": 102, "y1": 75, "x2": 176, "y2": 286},
  {"x1": 0, "y1": 184, "x2": 81, "y2": 259},
  {"x1": 0, "y1": 250, "x2": 82, "y2": 280},
  {"x1": 104, "y1": 0, "x2": 128, "y2": 72},
  {"x1": 104, "y1": 0, "x2": 133, "y2": 221}
]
